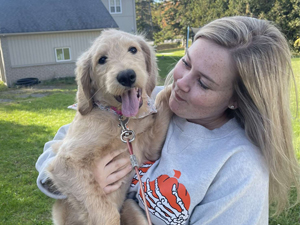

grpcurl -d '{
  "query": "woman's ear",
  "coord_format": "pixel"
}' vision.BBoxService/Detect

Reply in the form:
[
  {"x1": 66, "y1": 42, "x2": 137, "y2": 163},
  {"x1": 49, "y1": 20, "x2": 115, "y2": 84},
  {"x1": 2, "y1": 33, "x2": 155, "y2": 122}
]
[
  {"x1": 75, "y1": 52, "x2": 94, "y2": 115},
  {"x1": 228, "y1": 99, "x2": 238, "y2": 110}
]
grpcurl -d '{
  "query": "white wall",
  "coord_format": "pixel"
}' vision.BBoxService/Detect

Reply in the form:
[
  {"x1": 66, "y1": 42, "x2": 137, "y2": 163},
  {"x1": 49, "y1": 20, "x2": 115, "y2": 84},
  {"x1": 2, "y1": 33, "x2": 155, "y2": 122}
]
[
  {"x1": 7, "y1": 31, "x2": 101, "y2": 67},
  {"x1": 101, "y1": 0, "x2": 136, "y2": 33}
]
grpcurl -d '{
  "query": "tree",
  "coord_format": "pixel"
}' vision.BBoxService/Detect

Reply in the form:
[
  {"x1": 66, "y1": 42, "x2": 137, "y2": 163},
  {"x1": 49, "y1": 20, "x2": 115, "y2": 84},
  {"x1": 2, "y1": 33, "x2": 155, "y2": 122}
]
[
  {"x1": 135, "y1": 0, "x2": 154, "y2": 40},
  {"x1": 265, "y1": 0, "x2": 300, "y2": 44},
  {"x1": 145, "y1": 0, "x2": 300, "y2": 45}
]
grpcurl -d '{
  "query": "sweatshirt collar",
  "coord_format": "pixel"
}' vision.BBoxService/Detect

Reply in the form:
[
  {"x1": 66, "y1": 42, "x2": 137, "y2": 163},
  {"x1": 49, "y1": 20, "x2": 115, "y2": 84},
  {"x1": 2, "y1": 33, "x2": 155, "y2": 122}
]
[{"x1": 173, "y1": 115, "x2": 242, "y2": 139}]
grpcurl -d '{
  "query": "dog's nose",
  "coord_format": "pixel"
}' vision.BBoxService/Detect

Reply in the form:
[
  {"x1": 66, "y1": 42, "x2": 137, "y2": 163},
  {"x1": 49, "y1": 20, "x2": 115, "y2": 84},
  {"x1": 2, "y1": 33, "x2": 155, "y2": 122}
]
[{"x1": 117, "y1": 69, "x2": 136, "y2": 87}]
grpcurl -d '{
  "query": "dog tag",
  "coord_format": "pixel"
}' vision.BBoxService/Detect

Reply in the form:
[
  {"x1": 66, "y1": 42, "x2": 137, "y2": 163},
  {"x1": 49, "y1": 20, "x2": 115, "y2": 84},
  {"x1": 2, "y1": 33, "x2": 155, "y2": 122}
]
[
  {"x1": 119, "y1": 116, "x2": 135, "y2": 143},
  {"x1": 120, "y1": 130, "x2": 135, "y2": 143}
]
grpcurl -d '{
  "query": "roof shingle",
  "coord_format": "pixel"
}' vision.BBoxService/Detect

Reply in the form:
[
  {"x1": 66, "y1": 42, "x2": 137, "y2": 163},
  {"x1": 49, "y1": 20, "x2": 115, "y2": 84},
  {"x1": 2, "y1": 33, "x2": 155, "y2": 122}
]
[{"x1": 0, "y1": 0, "x2": 118, "y2": 34}]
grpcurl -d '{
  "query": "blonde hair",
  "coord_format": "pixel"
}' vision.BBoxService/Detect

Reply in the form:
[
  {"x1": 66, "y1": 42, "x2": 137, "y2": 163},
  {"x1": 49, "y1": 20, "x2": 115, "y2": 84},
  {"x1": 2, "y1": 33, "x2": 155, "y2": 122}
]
[{"x1": 167, "y1": 16, "x2": 300, "y2": 215}]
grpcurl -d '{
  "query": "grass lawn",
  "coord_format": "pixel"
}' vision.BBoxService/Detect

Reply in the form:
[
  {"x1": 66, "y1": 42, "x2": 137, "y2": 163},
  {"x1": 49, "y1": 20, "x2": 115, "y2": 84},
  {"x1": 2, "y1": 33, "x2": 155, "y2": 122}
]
[
  {"x1": 0, "y1": 49, "x2": 299, "y2": 224},
  {"x1": 156, "y1": 48, "x2": 185, "y2": 84}
]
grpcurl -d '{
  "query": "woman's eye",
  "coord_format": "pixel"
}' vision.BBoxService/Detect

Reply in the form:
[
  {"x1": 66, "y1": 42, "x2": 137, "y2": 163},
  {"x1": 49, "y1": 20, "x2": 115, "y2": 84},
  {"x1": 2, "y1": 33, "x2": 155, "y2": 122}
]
[
  {"x1": 98, "y1": 56, "x2": 107, "y2": 64},
  {"x1": 198, "y1": 80, "x2": 209, "y2": 90},
  {"x1": 128, "y1": 47, "x2": 137, "y2": 54},
  {"x1": 182, "y1": 58, "x2": 190, "y2": 68}
]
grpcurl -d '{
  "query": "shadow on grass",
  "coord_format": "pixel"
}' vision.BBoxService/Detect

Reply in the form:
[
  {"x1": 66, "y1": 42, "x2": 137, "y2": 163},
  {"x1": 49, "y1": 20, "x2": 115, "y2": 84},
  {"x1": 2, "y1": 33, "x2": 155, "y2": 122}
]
[{"x1": 0, "y1": 91, "x2": 77, "y2": 113}]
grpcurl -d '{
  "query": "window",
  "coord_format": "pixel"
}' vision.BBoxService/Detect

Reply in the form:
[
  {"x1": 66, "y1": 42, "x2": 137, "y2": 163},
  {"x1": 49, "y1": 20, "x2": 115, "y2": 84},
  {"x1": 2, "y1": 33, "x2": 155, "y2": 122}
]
[
  {"x1": 55, "y1": 48, "x2": 71, "y2": 62},
  {"x1": 109, "y1": 0, "x2": 122, "y2": 14}
]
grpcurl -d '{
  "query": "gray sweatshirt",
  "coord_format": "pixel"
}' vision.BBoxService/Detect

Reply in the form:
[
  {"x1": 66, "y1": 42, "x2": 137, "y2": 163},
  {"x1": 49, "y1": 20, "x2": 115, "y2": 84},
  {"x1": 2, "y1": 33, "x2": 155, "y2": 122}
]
[{"x1": 128, "y1": 115, "x2": 269, "y2": 225}]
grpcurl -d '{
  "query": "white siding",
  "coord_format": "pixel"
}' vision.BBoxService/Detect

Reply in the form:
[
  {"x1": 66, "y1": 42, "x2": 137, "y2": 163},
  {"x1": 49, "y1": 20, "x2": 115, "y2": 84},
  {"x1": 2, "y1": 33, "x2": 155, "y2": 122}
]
[
  {"x1": 101, "y1": 0, "x2": 136, "y2": 33},
  {"x1": 7, "y1": 31, "x2": 101, "y2": 67}
]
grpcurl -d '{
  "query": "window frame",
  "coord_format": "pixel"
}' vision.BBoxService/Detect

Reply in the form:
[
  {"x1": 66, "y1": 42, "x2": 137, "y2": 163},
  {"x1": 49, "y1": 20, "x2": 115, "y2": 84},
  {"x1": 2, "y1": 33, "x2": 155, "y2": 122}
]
[
  {"x1": 109, "y1": 0, "x2": 122, "y2": 14},
  {"x1": 55, "y1": 47, "x2": 71, "y2": 62}
]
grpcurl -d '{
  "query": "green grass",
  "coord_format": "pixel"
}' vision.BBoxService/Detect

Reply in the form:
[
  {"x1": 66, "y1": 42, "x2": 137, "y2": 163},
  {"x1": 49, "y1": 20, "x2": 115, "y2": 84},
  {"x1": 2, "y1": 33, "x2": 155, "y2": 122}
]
[
  {"x1": 0, "y1": 87, "x2": 77, "y2": 225},
  {"x1": 0, "y1": 49, "x2": 299, "y2": 224},
  {"x1": 157, "y1": 48, "x2": 185, "y2": 84}
]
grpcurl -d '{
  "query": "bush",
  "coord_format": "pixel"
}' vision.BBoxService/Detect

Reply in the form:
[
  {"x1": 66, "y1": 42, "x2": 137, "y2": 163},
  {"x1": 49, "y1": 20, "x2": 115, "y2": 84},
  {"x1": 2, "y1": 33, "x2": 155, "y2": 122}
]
[
  {"x1": 0, "y1": 80, "x2": 8, "y2": 92},
  {"x1": 41, "y1": 77, "x2": 76, "y2": 86},
  {"x1": 155, "y1": 42, "x2": 181, "y2": 51}
]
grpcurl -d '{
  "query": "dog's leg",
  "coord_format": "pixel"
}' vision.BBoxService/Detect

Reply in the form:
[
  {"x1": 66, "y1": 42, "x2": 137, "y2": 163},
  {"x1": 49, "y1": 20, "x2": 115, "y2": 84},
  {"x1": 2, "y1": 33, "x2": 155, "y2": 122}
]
[
  {"x1": 141, "y1": 86, "x2": 173, "y2": 161},
  {"x1": 48, "y1": 156, "x2": 122, "y2": 225},
  {"x1": 53, "y1": 199, "x2": 86, "y2": 225},
  {"x1": 52, "y1": 200, "x2": 68, "y2": 225},
  {"x1": 121, "y1": 199, "x2": 149, "y2": 225}
]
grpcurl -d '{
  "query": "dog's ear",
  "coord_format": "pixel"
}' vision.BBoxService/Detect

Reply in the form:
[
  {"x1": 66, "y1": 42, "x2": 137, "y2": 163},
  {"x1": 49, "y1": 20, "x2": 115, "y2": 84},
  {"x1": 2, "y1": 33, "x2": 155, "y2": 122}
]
[
  {"x1": 138, "y1": 39, "x2": 158, "y2": 96},
  {"x1": 75, "y1": 52, "x2": 94, "y2": 115}
]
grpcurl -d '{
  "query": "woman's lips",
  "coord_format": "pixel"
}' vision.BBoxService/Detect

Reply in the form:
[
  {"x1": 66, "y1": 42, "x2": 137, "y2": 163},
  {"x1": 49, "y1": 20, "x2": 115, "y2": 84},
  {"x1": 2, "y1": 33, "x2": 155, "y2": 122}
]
[{"x1": 174, "y1": 91, "x2": 185, "y2": 102}]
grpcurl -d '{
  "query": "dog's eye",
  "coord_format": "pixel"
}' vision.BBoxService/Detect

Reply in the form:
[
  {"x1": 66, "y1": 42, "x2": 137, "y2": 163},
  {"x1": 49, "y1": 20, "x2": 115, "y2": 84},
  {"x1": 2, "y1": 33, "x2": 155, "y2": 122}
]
[
  {"x1": 98, "y1": 56, "x2": 107, "y2": 64},
  {"x1": 128, "y1": 47, "x2": 137, "y2": 54}
]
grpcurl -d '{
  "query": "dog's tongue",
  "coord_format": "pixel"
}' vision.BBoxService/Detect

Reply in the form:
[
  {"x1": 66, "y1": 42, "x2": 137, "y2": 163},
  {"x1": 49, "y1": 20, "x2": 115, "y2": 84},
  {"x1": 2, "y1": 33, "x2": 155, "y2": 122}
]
[{"x1": 121, "y1": 89, "x2": 139, "y2": 117}]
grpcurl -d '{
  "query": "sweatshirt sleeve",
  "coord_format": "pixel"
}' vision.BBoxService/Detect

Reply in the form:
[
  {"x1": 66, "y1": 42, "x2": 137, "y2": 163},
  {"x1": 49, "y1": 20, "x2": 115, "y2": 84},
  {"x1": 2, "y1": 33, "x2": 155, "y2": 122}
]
[
  {"x1": 35, "y1": 124, "x2": 70, "y2": 199},
  {"x1": 188, "y1": 148, "x2": 269, "y2": 225}
]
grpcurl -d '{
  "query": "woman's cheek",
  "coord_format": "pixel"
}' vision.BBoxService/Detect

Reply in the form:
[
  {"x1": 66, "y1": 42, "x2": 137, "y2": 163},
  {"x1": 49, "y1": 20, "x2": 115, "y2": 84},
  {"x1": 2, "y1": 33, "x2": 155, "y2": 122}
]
[
  {"x1": 173, "y1": 63, "x2": 182, "y2": 81},
  {"x1": 169, "y1": 93, "x2": 180, "y2": 114}
]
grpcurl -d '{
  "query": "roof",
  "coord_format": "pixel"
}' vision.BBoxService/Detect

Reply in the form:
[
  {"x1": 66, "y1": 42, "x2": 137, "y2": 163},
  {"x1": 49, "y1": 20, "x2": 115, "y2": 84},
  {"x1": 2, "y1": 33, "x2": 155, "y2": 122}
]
[{"x1": 0, "y1": 0, "x2": 118, "y2": 35}]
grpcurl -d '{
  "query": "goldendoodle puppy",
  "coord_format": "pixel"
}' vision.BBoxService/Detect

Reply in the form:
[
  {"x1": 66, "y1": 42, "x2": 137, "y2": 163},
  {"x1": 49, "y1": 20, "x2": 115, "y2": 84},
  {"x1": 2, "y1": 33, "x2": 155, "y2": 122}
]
[{"x1": 46, "y1": 29, "x2": 172, "y2": 225}]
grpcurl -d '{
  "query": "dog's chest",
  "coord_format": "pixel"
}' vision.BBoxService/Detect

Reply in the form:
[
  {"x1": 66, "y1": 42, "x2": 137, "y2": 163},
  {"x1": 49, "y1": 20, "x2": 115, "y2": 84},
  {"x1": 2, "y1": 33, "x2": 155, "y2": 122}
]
[{"x1": 98, "y1": 116, "x2": 155, "y2": 161}]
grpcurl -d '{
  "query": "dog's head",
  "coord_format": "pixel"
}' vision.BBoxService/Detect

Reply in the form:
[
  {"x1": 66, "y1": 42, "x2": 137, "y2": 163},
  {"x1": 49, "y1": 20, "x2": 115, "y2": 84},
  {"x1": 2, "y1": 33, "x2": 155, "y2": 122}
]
[{"x1": 75, "y1": 29, "x2": 158, "y2": 117}]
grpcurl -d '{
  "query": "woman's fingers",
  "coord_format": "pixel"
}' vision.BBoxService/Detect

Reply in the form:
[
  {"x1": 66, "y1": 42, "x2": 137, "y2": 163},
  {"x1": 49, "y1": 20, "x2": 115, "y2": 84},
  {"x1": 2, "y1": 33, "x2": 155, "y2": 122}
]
[
  {"x1": 93, "y1": 149, "x2": 132, "y2": 191},
  {"x1": 106, "y1": 164, "x2": 132, "y2": 185},
  {"x1": 103, "y1": 180, "x2": 124, "y2": 194},
  {"x1": 102, "y1": 148, "x2": 128, "y2": 166},
  {"x1": 104, "y1": 165, "x2": 133, "y2": 194},
  {"x1": 105, "y1": 157, "x2": 131, "y2": 174}
]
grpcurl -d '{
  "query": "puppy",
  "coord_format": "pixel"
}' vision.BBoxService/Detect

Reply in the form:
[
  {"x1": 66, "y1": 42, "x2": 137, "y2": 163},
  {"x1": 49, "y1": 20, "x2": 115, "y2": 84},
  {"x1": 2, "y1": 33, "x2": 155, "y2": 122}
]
[{"x1": 46, "y1": 29, "x2": 172, "y2": 225}]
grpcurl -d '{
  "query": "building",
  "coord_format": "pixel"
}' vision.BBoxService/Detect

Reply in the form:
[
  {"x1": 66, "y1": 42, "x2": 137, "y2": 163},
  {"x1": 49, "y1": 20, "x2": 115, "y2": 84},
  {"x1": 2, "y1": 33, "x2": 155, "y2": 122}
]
[
  {"x1": 0, "y1": 0, "x2": 136, "y2": 87},
  {"x1": 101, "y1": 0, "x2": 137, "y2": 33}
]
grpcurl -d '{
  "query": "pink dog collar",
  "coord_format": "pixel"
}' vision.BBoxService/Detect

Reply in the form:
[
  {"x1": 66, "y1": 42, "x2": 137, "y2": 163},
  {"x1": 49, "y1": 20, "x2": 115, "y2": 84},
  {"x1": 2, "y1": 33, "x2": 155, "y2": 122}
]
[{"x1": 67, "y1": 95, "x2": 157, "y2": 119}]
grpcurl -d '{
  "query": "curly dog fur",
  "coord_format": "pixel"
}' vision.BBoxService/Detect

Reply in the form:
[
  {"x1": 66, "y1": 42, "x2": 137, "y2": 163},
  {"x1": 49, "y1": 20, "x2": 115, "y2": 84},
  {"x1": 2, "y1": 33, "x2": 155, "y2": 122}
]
[{"x1": 46, "y1": 29, "x2": 172, "y2": 225}]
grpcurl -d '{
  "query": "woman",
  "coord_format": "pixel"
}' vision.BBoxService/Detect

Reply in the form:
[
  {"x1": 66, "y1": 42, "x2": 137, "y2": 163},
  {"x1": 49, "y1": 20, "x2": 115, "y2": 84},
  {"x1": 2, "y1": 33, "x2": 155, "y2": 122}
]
[{"x1": 36, "y1": 16, "x2": 299, "y2": 224}]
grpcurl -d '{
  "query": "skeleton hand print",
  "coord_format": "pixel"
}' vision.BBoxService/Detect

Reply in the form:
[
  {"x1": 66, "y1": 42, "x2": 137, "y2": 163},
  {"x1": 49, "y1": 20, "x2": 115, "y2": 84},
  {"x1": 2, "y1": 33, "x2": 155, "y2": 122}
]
[
  {"x1": 131, "y1": 161, "x2": 155, "y2": 187},
  {"x1": 138, "y1": 170, "x2": 190, "y2": 225}
]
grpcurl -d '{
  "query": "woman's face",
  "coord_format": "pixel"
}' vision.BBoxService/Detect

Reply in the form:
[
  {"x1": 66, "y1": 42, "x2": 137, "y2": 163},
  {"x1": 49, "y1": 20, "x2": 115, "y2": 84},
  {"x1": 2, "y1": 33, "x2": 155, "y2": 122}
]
[{"x1": 169, "y1": 38, "x2": 237, "y2": 129}]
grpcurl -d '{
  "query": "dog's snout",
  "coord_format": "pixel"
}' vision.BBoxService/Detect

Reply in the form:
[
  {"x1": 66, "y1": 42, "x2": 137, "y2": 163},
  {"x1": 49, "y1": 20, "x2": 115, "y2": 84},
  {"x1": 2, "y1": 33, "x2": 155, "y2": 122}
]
[{"x1": 117, "y1": 69, "x2": 136, "y2": 87}]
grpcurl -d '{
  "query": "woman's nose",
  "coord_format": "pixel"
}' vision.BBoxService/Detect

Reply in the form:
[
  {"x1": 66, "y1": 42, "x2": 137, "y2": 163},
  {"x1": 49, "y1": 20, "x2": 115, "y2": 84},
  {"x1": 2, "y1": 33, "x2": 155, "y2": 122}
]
[{"x1": 176, "y1": 72, "x2": 191, "y2": 92}]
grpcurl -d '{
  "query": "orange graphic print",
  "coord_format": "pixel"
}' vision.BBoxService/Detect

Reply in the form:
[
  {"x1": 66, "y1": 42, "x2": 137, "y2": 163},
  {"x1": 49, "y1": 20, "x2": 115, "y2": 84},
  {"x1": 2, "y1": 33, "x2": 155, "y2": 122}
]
[
  {"x1": 131, "y1": 161, "x2": 155, "y2": 186},
  {"x1": 139, "y1": 170, "x2": 191, "y2": 224}
]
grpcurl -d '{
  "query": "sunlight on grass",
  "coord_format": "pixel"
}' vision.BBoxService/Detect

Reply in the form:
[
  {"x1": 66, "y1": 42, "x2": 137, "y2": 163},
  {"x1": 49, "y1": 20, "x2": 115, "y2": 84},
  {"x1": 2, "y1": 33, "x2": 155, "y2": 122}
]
[
  {"x1": 156, "y1": 49, "x2": 184, "y2": 84},
  {"x1": 156, "y1": 48, "x2": 185, "y2": 57}
]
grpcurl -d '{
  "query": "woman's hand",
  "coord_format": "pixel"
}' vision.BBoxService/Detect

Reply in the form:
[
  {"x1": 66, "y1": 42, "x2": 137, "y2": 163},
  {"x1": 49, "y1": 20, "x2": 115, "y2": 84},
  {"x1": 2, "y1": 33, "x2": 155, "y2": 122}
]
[{"x1": 93, "y1": 149, "x2": 132, "y2": 194}]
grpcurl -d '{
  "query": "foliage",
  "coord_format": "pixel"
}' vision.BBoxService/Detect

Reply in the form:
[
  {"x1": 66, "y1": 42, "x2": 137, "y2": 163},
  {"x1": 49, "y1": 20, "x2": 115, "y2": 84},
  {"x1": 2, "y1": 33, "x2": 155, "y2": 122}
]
[
  {"x1": 135, "y1": 0, "x2": 155, "y2": 40},
  {"x1": 40, "y1": 77, "x2": 76, "y2": 86},
  {"x1": 155, "y1": 42, "x2": 181, "y2": 50},
  {"x1": 0, "y1": 80, "x2": 8, "y2": 92},
  {"x1": 137, "y1": 0, "x2": 300, "y2": 48}
]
